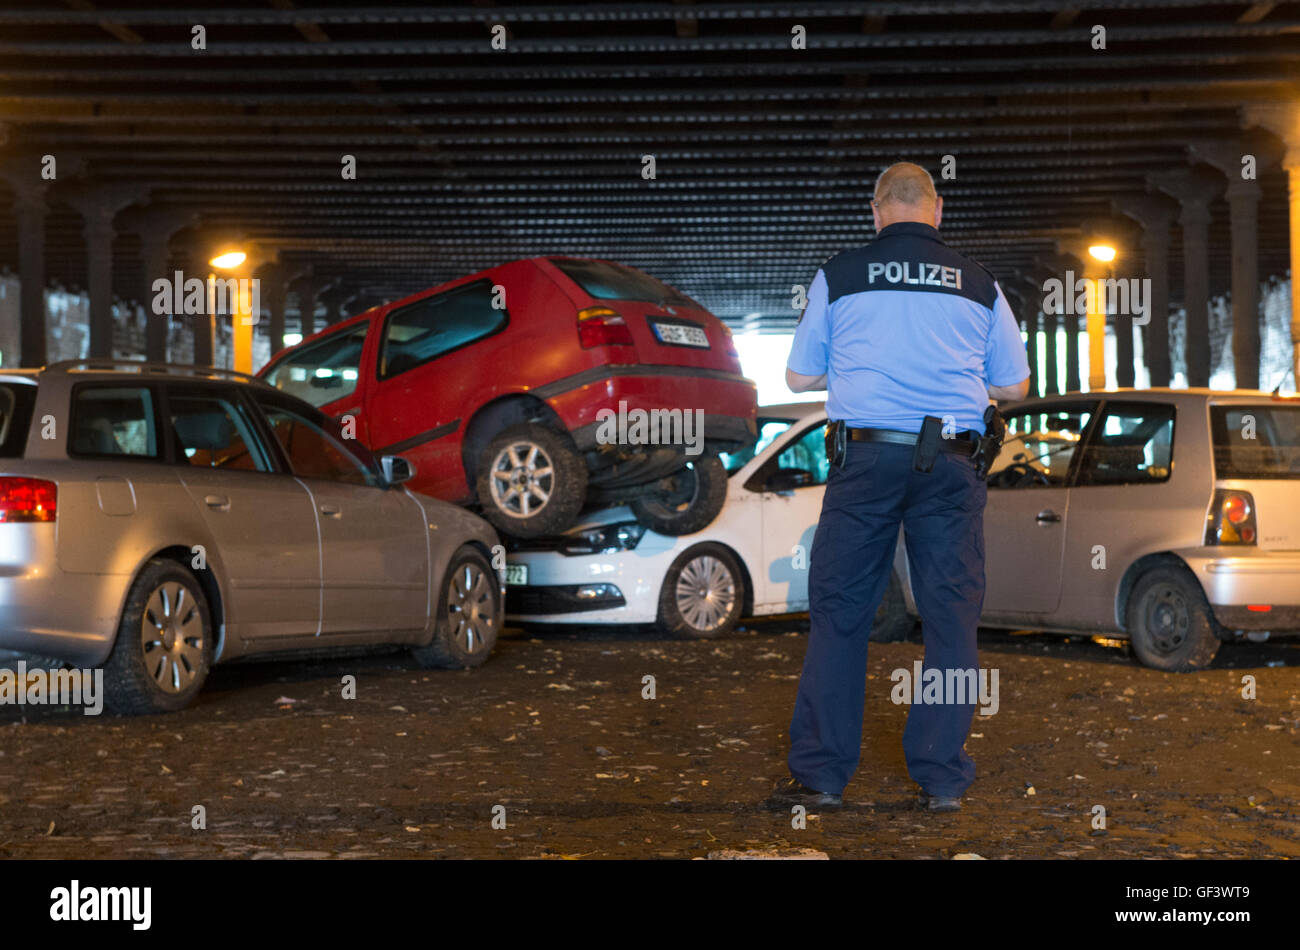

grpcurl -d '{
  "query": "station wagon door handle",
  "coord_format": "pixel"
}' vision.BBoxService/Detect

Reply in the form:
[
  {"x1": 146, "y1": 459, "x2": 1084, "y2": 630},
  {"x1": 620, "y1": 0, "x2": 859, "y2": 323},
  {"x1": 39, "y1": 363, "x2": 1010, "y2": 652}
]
[
  {"x1": 1035, "y1": 508, "x2": 1061, "y2": 524},
  {"x1": 319, "y1": 503, "x2": 342, "y2": 518},
  {"x1": 204, "y1": 494, "x2": 231, "y2": 511}
]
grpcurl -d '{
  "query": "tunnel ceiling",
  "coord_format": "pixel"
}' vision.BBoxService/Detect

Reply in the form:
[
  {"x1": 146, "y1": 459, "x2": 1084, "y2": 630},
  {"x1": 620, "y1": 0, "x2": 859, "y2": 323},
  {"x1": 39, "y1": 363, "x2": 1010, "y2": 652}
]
[{"x1": 0, "y1": 1, "x2": 1297, "y2": 331}]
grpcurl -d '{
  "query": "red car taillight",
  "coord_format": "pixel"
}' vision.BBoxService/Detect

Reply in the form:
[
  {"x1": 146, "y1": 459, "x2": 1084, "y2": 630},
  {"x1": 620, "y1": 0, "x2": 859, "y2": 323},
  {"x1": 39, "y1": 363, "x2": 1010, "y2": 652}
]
[
  {"x1": 1205, "y1": 489, "x2": 1256, "y2": 545},
  {"x1": 577, "y1": 306, "x2": 634, "y2": 348},
  {"x1": 0, "y1": 477, "x2": 58, "y2": 523}
]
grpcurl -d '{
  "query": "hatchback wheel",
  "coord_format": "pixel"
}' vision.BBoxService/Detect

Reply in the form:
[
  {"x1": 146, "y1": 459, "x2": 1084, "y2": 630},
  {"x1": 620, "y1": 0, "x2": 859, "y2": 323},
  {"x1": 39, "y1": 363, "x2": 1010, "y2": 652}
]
[
  {"x1": 1126, "y1": 566, "x2": 1222, "y2": 672},
  {"x1": 476, "y1": 423, "x2": 587, "y2": 538},
  {"x1": 413, "y1": 546, "x2": 501, "y2": 669},
  {"x1": 630, "y1": 456, "x2": 728, "y2": 536},
  {"x1": 104, "y1": 559, "x2": 214, "y2": 715},
  {"x1": 657, "y1": 543, "x2": 745, "y2": 639}
]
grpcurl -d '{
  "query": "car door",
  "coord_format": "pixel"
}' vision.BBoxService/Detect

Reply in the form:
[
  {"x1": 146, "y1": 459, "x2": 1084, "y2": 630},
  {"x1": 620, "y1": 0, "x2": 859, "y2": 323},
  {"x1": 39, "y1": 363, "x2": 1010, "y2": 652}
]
[
  {"x1": 251, "y1": 392, "x2": 429, "y2": 637},
  {"x1": 747, "y1": 420, "x2": 830, "y2": 611},
  {"x1": 363, "y1": 278, "x2": 510, "y2": 501},
  {"x1": 982, "y1": 401, "x2": 1097, "y2": 619},
  {"x1": 1057, "y1": 399, "x2": 1178, "y2": 626},
  {"x1": 163, "y1": 382, "x2": 321, "y2": 641}
]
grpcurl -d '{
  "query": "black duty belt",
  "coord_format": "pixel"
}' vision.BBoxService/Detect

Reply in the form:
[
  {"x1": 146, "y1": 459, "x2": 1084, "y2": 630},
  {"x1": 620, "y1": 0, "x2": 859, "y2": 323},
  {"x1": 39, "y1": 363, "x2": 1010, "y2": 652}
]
[{"x1": 846, "y1": 426, "x2": 978, "y2": 456}]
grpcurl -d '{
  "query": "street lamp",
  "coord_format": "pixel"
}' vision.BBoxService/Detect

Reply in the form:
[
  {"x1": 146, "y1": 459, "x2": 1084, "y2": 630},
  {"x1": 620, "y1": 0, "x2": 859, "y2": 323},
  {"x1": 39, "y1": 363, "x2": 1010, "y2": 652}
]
[
  {"x1": 1088, "y1": 244, "x2": 1117, "y2": 263},
  {"x1": 1085, "y1": 243, "x2": 1118, "y2": 390},
  {"x1": 209, "y1": 248, "x2": 253, "y2": 374}
]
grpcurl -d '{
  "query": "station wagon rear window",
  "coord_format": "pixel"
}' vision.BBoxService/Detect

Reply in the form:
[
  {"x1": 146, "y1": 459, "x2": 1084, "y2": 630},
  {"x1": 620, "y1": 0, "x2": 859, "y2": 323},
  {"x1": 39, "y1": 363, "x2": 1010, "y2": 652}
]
[
  {"x1": 550, "y1": 258, "x2": 696, "y2": 307},
  {"x1": 1211, "y1": 405, "x2": 1300, "y2": 479},
  {"x1": 0, "y1": 383, "x2": 37, "y2": 458},
  {"x1": 69, "y1": 386, "x2": 160, "y2": 459}
]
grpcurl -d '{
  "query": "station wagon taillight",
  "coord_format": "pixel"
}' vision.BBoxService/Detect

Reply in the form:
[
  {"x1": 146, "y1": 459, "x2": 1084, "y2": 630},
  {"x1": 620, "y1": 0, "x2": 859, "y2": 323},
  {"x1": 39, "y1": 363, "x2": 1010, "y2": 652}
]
[
  {"x1": 577, "y1": 306, "x2": 634, "y2": 348},
  {"x1": 1205, "y1": 489, "x2": 1256, "y2": 545},
  {"x1": 0, "y1": 477, "x2": 57, "y2": 523}
]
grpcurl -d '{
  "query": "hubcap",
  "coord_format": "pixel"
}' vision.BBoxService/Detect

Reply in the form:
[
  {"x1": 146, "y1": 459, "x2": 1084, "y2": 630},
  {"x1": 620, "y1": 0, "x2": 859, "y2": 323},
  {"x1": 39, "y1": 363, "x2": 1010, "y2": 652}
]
[
  {"x1": 139, "y1": 581, "x2": 205, "y2": 693},
  {"x1": 675, "y1": 554, "x2": 736, "y2": 632},
  {"x1": 448, "y1": 562, "x2": 496, "y2": 654},
  {"x1": 488, "y1": 441, "x2": 554, "y2": 519},
  {"x1": 1143, "y1": 583, "x2": 1190, "y2": 655}
]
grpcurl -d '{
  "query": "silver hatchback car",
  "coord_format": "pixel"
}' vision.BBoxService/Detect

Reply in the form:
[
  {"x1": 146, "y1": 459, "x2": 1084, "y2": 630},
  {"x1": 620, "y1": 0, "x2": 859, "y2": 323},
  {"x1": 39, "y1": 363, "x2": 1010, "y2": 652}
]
[
  {"x1": 0, "y1": 361, "x2": 504, "y2": 714},
  {"x1": 891, "y1": 388, "x2": 1300, "y2": 671}
]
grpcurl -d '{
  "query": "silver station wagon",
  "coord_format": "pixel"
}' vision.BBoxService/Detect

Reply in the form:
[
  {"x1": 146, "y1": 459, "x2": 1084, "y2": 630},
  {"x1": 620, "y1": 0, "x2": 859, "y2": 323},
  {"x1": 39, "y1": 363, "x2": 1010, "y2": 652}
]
[
  {"x1": 0, "y1": 361, "x2": 504, "y2": 714},
  {"x1": 889, "y1": 388, "x2": 1300, "y2": 671}
]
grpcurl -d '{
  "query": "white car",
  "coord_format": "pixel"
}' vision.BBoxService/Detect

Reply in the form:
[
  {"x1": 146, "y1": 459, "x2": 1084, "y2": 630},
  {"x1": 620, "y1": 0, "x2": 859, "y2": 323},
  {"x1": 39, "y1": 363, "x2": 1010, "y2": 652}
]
[{"x1": 503, "y1": 402, "x2": 911, "y2": 640}]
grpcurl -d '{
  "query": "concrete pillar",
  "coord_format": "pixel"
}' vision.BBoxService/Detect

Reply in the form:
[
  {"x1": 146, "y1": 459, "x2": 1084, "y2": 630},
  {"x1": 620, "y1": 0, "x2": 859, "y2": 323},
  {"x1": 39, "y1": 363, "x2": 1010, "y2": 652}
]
[
  {"x1": 120, "y1": 207, "x2": 198, "y2": 364},
  {"x1": 1241, "y1": 106, "x2": 1300, "y2": 386},
  {"x1": 8, "y1": 181, "x2": 49, "y2": 367},
  {"x1": 63, "y1": 184, "x2": 148, "y2": 360},
  {"x1": 258, "y1": 262, "x2": 305, "y2": 358},
  {"x1": 1116, "y1": 193, "x2": 1178, "y2": 388},
  {"x1": 1151, "y1": 166, "x2": 1224, "y2": 388},
  {"x1": 1028, "y1": 268, "x2": 1060, "y2": 396}
]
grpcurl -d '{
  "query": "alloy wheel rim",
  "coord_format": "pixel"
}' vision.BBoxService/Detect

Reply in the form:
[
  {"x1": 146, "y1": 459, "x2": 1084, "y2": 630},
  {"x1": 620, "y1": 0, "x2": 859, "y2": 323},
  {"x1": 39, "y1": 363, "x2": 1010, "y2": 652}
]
[
  {"x1": 1145, "y1": 583, "x2": 1190, "y2": 654},
  {"x1": 489, "y1": 441, "x2": 554, "y2": 519},
  {"x1": 448, "y1": 562, "x2": 495, "y2": 654},
  {"x1": 675, "y1": 554, "x2": 736, "y2": 632},
  {"x1": 139, "y1": 581, "x2": 205, "y2": 693}
]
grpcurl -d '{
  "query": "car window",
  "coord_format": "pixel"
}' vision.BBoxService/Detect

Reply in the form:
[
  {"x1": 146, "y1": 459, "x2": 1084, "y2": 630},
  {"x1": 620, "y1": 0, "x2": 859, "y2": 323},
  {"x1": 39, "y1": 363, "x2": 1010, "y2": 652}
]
[
  {"x1": 263, "y1": 324, "x2": 367, "y2": 408},
  {"x1": 1075, "y1": 402, "x2": 1175, "y2": 486},
  {"x1": 0, "y1": 383, "x2": 36, "y2": 458},
  {"x1": 992, "y1": 404, "x2": 1093, "y2": 487},
  {"x1": 257, "y1": 401, "x2": 381, "y2": 487},
  {"x1": 774, "y1": 423, "x2": 831, "y2": 486},
  {"x1": 719, "y1": 418, "x2": 795, "y2": 473},
  {"x1": 549, "y1": 258, "x2": 696, "y2": 307},
  {"x1": 379, "y1": 281, "x2": 506, "y2": 380},
  {"x1": 1211, "y1": 405, "x2": 1300, "y2": 479},
  {"x1": 168, "y1": 391, "x2": 272, "y2": 472},
  {"x1": 69, "y1": 385, "x2": 160, "y2": 458}
]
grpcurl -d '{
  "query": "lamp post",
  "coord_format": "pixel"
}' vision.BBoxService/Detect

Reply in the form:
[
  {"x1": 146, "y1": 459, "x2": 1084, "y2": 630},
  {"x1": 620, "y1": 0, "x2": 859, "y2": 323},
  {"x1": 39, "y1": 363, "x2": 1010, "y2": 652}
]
[
  {"x1": 208, "y1": 249, "x2": 253, "y2": 374},
  {"x1": 1086, "y1": 243, "x2": 1117, "y2": 392}
]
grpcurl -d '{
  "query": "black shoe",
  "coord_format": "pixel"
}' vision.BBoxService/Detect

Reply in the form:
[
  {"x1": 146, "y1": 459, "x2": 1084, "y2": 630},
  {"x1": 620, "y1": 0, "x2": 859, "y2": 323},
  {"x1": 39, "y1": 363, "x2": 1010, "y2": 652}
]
[
  {"x1": 764, "y1": 777, "x2": 843, "y2": 811},
  {"x1": 917, "y1": 789, "x2": 962, "y2": 813}
]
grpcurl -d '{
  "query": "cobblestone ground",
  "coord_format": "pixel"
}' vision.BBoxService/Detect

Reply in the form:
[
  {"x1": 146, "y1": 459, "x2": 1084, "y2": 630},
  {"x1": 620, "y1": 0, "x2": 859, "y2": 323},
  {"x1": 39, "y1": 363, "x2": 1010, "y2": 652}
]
[{"x1": 2, "y1": 623, "x2": 1297, "y2": 860}]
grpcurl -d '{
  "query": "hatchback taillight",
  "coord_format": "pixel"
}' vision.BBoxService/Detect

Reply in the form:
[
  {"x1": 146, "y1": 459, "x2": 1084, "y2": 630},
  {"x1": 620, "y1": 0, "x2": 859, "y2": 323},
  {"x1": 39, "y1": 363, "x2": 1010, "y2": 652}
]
[
  {"x1": 577, "y1": 306, "x2": 634, "y2": 348},
  {"x1": 1206, "y1": 489, "x2": 1256, "y2": 545},
  {"x1": 0, "y1": 477, "x2": 58, "y2": 523}
]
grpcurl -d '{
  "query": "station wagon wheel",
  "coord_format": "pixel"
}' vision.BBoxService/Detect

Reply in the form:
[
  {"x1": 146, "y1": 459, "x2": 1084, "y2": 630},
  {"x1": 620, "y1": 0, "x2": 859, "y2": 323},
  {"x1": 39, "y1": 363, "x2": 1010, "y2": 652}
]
[
  {"x1": 104, "y1": 559, "x2": 214, "y2": 715},
  {"x1": 1126, "y1": 565, "x2": 1222, "y2": 672},
  {"x1": 657, "y1": 543, "x2": 745, "y2": 639},
  {"x1": 475, "y1": 423, "x2": 587, "y2": 538},
  {"x1": 413, "y1": 546, "x2": 502, "y2": 669}
]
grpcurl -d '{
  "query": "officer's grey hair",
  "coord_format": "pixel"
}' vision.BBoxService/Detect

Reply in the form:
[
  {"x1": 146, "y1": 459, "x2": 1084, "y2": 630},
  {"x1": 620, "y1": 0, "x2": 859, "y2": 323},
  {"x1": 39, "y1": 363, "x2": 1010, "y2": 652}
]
[{"x1": 873, "y1": 162, "x2": 938, "y2": 208}]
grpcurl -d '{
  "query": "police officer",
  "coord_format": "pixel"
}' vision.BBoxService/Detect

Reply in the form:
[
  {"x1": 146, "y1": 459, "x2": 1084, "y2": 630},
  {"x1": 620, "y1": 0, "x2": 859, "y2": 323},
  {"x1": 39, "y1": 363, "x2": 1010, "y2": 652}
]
[{"x1": 767, "y1": 162, "x2": 1029, "y2": 813}]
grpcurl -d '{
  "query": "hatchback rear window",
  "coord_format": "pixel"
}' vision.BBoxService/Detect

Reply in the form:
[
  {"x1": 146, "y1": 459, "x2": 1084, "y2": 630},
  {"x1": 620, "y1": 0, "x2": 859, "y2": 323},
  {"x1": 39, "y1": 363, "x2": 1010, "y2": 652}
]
[
  {"x1": 550, "y1": 258, "x2": 696, "y2": 307},
  {"x1": 1211, "y1": 404, "x2": 1300, "y2": 479},
  {"x1": 0, "y1": 383, "x2": 37, "y2": 458}
]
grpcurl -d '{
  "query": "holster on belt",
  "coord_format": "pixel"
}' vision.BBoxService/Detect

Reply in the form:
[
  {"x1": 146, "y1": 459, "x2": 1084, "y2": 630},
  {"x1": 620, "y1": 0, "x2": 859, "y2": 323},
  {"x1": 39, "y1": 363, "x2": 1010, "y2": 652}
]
[
  {"x1": 912, "y1": 415, "x2": 943, "y2": 473},
  {"x1": 972, "y1": 404, "x2": 1007, "y2": 478},
  {"x1": 825, "y1": 420, "x2": 847, "y2": 469}
]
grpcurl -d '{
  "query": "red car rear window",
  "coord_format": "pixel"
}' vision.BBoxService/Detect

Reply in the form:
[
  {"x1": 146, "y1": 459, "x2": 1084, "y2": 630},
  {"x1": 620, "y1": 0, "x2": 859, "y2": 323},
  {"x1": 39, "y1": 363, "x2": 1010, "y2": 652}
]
[{"x1": 550, "y1": 258, "x2": 696, "y2": 308}]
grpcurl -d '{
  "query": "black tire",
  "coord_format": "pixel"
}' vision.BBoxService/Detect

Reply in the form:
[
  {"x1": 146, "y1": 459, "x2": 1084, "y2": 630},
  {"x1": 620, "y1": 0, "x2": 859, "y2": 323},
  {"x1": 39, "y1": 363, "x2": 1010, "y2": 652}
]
[
  {"x1": 656, "y1": 543, "x2": 746, "y2": 639},
  {"x1": 1125, "y1": 565, "x2": 1222, "y2": 672},
  {"x1": 475, "y1": 423, "x2": 587, "y2": 539},
  {"x1": 869, "y1": 572, "x2": 913, "y2": 643},
  {"x1": 104, "y1": 559, "x2": 214, "y2": 715},
  {"x1": 629, "y1": 455, "x2": 728, "y2": 536},
  {"x1": 413, "y1": 546, "x2": 501, "y2": 669}
]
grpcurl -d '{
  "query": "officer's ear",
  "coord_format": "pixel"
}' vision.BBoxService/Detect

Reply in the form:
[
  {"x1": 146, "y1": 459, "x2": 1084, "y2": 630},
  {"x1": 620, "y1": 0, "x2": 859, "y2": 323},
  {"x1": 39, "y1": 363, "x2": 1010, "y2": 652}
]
[{"x1": 933, "y1": 196, "x2": 944, "y2": 228}]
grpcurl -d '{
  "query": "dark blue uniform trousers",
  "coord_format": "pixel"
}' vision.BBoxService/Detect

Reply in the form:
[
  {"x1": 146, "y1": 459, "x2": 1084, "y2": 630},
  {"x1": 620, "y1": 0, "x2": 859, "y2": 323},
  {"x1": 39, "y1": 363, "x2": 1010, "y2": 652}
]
[{"x1": 788, "y1": 439, "x2": 987, "y2": 798}]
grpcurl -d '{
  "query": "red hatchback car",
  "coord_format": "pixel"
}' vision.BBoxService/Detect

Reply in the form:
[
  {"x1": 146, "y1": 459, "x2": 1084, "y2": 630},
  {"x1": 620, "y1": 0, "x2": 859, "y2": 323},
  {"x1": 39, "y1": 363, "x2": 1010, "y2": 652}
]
[{"x1": 260, "y1": 257, "x2": 758, "y2": 538}]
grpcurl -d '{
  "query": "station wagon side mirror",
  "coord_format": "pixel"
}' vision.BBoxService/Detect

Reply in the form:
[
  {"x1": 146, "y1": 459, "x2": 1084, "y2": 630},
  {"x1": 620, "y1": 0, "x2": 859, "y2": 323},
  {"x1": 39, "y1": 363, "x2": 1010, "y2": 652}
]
[{"x1": 381, "y1": 455, "x2": 416, "y2": 486}]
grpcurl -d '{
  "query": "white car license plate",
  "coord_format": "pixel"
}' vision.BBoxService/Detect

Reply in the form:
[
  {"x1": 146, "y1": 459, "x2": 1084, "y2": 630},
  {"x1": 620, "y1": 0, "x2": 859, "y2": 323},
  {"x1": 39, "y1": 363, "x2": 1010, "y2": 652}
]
[
  {"x1": 653, "y1": 322, "x2": 709, "y2": 348},
  {"x1": 504, "y1": 563, "x2": 528, "y2": 586}
]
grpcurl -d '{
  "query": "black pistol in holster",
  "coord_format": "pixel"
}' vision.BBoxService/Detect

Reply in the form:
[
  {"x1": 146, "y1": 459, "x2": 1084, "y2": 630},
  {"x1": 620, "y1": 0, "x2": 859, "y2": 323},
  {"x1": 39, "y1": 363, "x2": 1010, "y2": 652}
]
[
  {"x1": 912, "y1": 415, "x2": 944, "y2": 473},
  {"x1": 971, "y1": 404, "x2": 1007, "y2": 478},
  {"x1": 826, "y1": 420, "x2": 848, "y2": 469}
]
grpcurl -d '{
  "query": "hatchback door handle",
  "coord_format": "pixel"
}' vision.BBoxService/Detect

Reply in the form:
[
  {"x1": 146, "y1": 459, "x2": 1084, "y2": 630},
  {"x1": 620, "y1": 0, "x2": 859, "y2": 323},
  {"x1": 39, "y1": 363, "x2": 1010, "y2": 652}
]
[
  {"x1": 320, "y1": 503, "x2": 342, "y2": 517},
  {"x1": 204, "y1": 494, "x2": 230, "y2": 511},
  {"x1": 1036, "y1": 509, "x2": 1061, "y2": 524}
]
